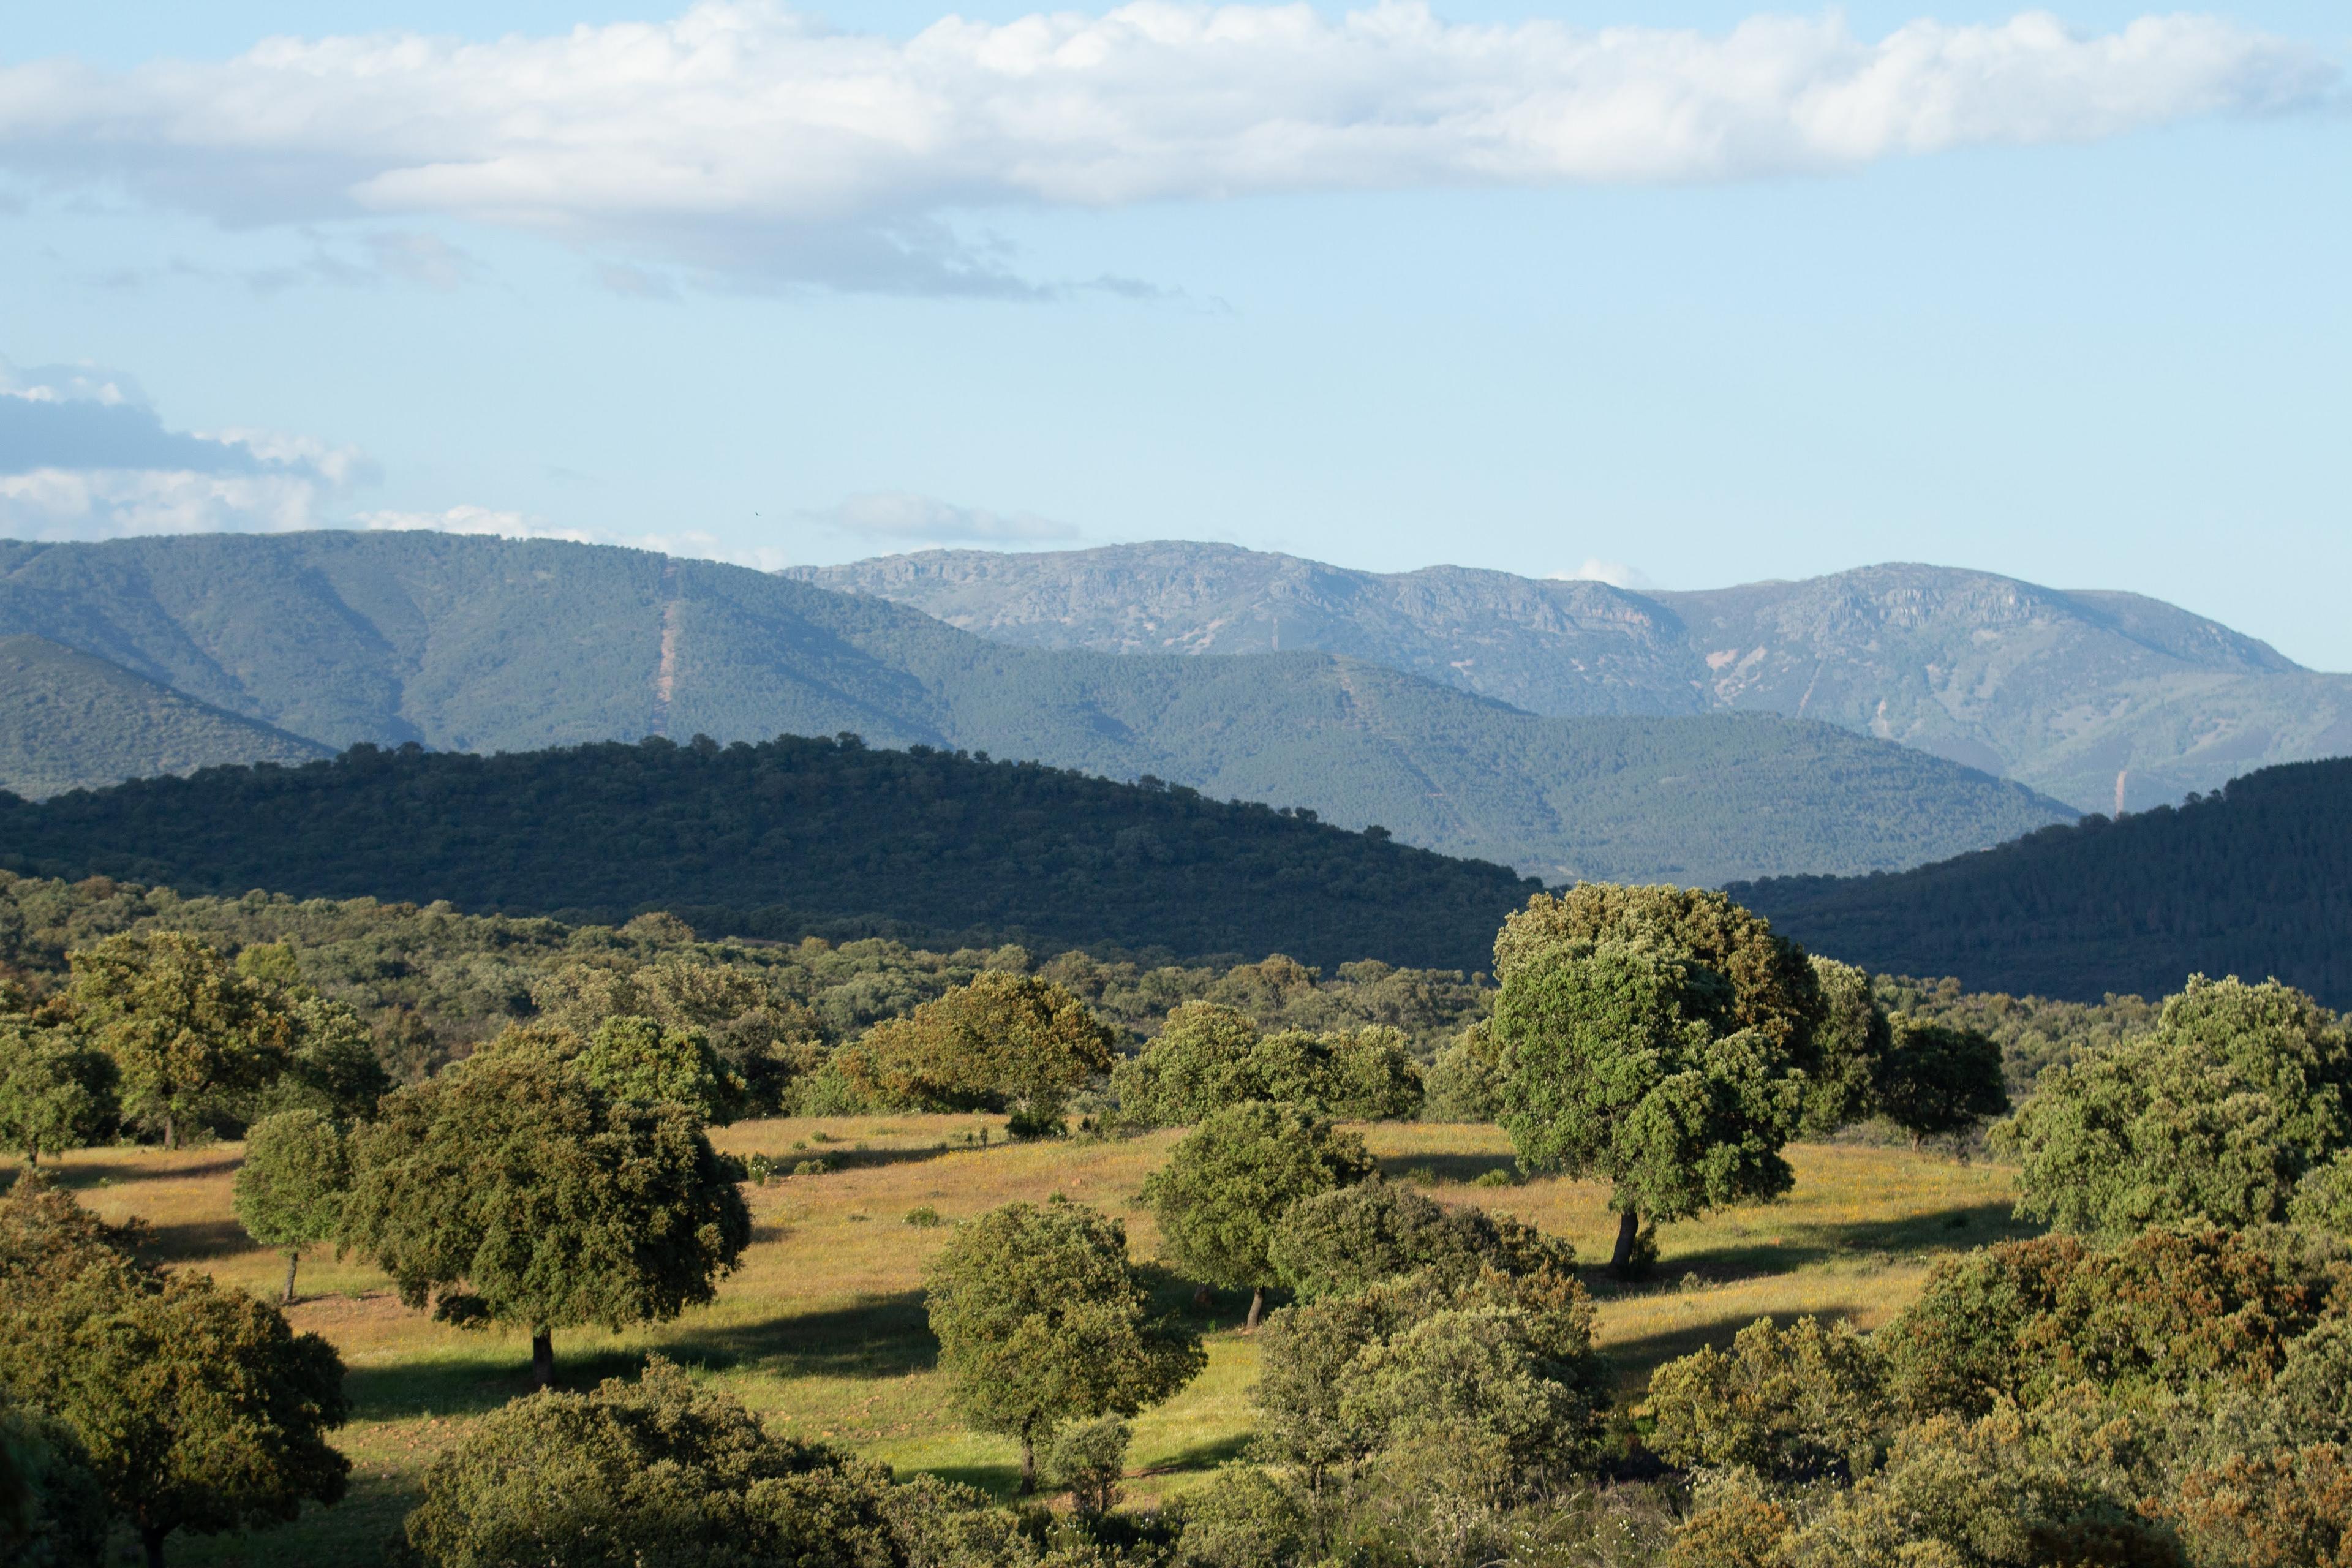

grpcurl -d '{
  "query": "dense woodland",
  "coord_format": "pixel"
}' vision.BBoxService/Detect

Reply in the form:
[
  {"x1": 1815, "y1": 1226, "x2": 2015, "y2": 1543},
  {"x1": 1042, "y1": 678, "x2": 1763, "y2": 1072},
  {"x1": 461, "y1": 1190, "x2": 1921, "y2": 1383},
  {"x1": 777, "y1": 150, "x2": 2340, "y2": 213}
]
[
  {"x1": 1740, "y1": 756, "x2": 2352, "y2": 1008},
  {"x1": 0, "y1": 733, "x2": 1542, "y2": 973}
]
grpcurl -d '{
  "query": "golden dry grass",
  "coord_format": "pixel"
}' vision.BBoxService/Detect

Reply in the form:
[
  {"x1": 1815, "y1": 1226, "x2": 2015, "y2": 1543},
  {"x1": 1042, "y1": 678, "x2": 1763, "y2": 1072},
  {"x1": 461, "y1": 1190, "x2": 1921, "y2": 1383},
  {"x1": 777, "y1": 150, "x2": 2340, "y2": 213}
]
[{"x1": 6, "y1": 1119, "x2": 2034, "y2": 1565}]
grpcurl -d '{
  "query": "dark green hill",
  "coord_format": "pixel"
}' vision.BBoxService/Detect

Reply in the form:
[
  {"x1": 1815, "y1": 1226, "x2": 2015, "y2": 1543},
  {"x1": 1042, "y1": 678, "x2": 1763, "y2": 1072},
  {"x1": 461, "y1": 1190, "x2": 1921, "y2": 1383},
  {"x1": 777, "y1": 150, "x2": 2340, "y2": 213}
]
[
  {"x1": 0, "y1": 734, "x2": 1544, "y2": 972},
  {"x1": 0, "y1": 531, "x2": 2070, "y2": 884},
  {"x1": 1732, "y1": 759, "x2": 2352, "y2": 1008},
  {"x1": 0, "y1": 633, "x2": 330, "y2": 799}
]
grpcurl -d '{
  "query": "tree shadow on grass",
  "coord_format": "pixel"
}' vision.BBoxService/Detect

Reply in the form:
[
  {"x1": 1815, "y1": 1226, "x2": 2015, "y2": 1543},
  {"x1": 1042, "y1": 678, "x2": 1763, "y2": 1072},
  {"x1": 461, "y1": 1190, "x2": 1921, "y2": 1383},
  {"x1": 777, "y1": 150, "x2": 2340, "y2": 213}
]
[
  {"x1": 341, "y1": 1291, "x2": 943, "y2": 1420},
  {"x1": 1375, "y1": 1152, "x2": 1517, "y2": 1186},
  {"x1": 1619, "y1": 1200, "x2": 2043, "y2": 1289},
  {"x1": 137, "y1": 1216, "x2": 251, "y2": 1262},
  {"x1": 3, "y1": 1154, "x2": 243, "y2": 1191},
  {"x1": 1134, "y1": 1433, "x2": 1252, "y2": 1479}
]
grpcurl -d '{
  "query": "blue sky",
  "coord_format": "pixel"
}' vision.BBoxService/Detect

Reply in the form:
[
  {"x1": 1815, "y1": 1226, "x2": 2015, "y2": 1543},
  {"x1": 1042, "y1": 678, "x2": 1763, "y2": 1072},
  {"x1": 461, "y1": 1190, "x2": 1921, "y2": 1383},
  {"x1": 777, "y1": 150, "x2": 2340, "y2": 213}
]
[{"x1": 2, "y1": 2, "x2": 2346, "y2": 665}]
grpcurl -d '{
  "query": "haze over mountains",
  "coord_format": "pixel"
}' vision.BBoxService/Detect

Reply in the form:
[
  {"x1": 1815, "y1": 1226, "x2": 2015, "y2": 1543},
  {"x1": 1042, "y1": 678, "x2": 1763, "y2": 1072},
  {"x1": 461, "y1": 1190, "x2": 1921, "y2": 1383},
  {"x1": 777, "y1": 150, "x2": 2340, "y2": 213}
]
[
  {"x1": 0, "y1": 531, "x2": 2065, "y2": 886},
  {"x1": 790, "y1": 543, "x2": 2352, "y2": 815}
]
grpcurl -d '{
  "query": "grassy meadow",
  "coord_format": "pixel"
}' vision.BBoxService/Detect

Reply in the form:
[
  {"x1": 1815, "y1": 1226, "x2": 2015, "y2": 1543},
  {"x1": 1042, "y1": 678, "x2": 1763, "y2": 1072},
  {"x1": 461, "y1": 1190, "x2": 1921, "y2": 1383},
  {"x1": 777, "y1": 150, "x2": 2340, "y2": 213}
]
[{"x1": 7, "y1": 1119, "x2": 2042, "y2": 1566}]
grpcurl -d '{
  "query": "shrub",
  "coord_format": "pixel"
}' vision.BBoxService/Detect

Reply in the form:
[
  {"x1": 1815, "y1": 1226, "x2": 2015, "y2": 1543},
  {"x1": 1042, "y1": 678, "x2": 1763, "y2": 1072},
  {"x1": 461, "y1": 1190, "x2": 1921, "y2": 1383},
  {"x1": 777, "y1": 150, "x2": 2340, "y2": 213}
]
[{"x1": 1047, "y1": 1416, "x2": 1131, "y2": 1519}]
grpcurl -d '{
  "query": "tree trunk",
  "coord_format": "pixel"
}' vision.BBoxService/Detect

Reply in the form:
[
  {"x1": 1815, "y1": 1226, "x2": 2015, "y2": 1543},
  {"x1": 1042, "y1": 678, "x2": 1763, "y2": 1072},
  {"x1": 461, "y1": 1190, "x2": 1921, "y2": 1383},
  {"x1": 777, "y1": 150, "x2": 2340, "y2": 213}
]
[
  {"x1": 1018, "y1": 1429, "x2": 1037, "y2": 1494},
  {"x1": 142, "y1": 1524, "x2": 168, "y2": 1568},
  {"x1": 23, "y1": 1147, "x2": 34, "y2": 1167},
  {"x1": 282, "y1": 1250, "x2": 300, "y2": 1306},
  {"x1": 1610, "y1": 1208, "x2": 1641, "y2": 1276},
  {"x1": 1246, "y1": 1284, "x2": 1266, "y2": 1333},
  {"x1": 164, "y1": 1114, "x2": 177, "y2": 1152},
  {"x1": 532, "y1": 1327, "x2": 554, "y2": 1390}
]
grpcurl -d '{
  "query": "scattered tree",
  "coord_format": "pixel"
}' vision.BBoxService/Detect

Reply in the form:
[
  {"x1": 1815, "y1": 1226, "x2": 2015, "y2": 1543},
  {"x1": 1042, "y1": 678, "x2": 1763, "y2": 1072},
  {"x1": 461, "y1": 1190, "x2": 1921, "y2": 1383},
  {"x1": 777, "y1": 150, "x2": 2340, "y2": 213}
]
[
  {"x1": 0, "y1": 1173, "x2": 349, "y2": 1568},
  {"x1": 1645, "y1": 1316, "x2": 1891, "y2": 1482},
  {"x1": 1145, "y1": 1102, "x2": 1376, "y2": 1329},
  {"x1": 2003, "y1": 974, "x2": 2352, "y2": 1236},
  {"x1": 1494, "y1": 930, "x2": 1807, "y2": 1275},
  {"x1": 1114, "y1": 1004, "x2": 1422, "y2": 1126},
  {"x1": 924, "y1": 1197, "x2": 1204, "y2": 1492},
  {"x1": 1800, "y1": 956, "x2": 1889, "y2": 1136},
  {"x1": 0, "y1": 1019, "x2": 115, "y2": 1165},
  {"x1": 843, "y1": 971, "x2": 1115, "y2": 1131},
  {"x1": 1875, "y1": 1014, "x2": 2008, "y2": 1147},
  {"x1": 67, "y1": 932, "x2": 296, "y2": 1148},
  {"x1": 232, "y1": 1109, "x2": 350, "y2": 1304},
  {"x1": 1420, "y1": 1019, "x2": 1506, "y2": 1125},
  {"x1": 340, "y1": 1050, "x2": 752, "y2": 1387}
]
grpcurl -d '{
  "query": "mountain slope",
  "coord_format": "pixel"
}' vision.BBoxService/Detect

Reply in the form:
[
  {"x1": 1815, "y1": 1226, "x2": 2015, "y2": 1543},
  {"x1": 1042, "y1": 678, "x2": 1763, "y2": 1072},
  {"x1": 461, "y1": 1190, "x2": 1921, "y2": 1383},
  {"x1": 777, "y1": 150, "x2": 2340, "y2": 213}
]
[
  {"x1": 0, "y1": 734, "x2": 1542, "y2": 971},
  {"x1": 0, "y1": 634, "x2": 331, "y2": 799},
  {"x1": 789, "y1": 545, "x2": 2352, "y2": 813},
  {"x1": 1732, "y1": 759, "x2": 2352, "y2": 1008},
  {"x1": 0, "y1": 532, "x2": 2071, "y2": 884}
]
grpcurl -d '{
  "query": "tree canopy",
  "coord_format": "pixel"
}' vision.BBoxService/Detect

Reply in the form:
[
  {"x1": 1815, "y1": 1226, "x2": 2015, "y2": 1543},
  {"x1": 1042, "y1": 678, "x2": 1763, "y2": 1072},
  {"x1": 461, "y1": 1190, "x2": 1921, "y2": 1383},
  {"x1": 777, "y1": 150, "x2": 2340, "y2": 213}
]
[
  {"x1": 1875, "y1": 1014, "x2": 2008, "y2": 1146},
  {"x1": 1144, "y1": 1101, "x2": 1376, "y2": 1329},
  {"x1": 1112, "y1": 1002, "x2": 1422, "y2": 1126},
  {"x1": 0, "y1": 1016, "x2": 114, "y2": 1165},
  {"x1": 1493, "y1": 895, "x2": 1811, "y2": 1273},
  {"x1": 840, "y1": 971, "x2": 1116, "y2": 1129},
  {"x1": 1267, "y1": 1182, "x2": 1573, "y2": 1302},
  {"x1": 340, "y1": 1047, "x2": 752, "y2": 1386},
  {"x1": 67, "y1": 931, "x2": 296, "y2": 1148},
  {"x1": 0, "y1": 1173, "x2": 349, "y2": 1568},
  {"x1": 2003, "y1": 975, "x2": 2352, "y2": 1235},
  {"x1": 401, "y1": 1357, "x2": 924, "y2": 1568},
  {"x1": 924, "y1": 1197, "x2": 1204, "y2": 1491}
]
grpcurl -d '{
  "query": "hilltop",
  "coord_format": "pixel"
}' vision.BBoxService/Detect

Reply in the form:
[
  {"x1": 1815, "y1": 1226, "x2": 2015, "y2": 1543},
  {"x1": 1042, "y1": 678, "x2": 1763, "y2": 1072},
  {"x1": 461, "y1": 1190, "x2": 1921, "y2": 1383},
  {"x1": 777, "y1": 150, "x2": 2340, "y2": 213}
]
[
  {"x1": 1733, "y1": 757, "x2": 2352, "y2": 1008},
  {"x1": 0, "y1": 732, "x2": 1545, "y2": 970},
  {"x1": 0, "y1": 532, "x2": 2069, "y2": 883},
  {"x1": 0, "y1": 633, "x2": 330, "y2": 797},
  {"x1": 790, "y1": 543, "x2": 2352, "y2": 813}
]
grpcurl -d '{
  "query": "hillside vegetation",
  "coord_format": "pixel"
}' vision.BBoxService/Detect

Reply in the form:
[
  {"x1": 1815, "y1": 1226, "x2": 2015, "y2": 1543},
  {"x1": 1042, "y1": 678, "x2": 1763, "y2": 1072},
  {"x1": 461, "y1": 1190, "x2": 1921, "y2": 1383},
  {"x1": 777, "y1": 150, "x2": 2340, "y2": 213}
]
[
  {"x1": 1737, "y1": 757, "x2": 2352, "y2": 1007},
  {"x1": 796, "y1": 543, "x2": 2352, "y2": 812},
  {"x1": 0, "y1": 532, "x2": 2070, "y2": 882},
  {"x1": 0, "y1": 633, "x2": 328, "y2": 798},
  {"x1": 0, "y1": 734, "x2": 1542, "y2": 971}
]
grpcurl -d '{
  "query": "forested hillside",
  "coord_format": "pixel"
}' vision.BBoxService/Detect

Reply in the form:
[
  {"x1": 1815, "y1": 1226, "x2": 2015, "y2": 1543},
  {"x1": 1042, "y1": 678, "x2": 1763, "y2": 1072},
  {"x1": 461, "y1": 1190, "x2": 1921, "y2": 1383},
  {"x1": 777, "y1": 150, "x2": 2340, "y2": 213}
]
[
  {"x1": 0, "y1": 633, "x2": 329, "y2": 797},
  {"x1": 1736, "y1": 758, "x2": 2352, "y2": 1006},
  {"x1": 797, "y1": 543, "x2": 2352, "y2": 812},
  {"x1": 0, "y1": 531, "x2": 2071, "y2": 882},
  {"x1": 0, "y1": 733, "x2": 1544, "y2": 971}
]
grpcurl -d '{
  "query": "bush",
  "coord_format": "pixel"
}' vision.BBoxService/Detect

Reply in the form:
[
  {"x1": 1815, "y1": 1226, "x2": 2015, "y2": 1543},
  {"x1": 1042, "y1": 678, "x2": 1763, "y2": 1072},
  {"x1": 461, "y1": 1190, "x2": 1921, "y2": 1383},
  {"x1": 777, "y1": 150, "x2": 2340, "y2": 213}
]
[
  {"x1": 1047, "y1": 1416, "x2": 1131, "y2": 1519},
  {"x1": 402, "y1": 1359, "x2": 906, "y2": 1567},
  {"x1": 1645, "y1": 1315, "x2": 1891, "y2": 1482},
  {"x1": 905, "y1": 1206, "x2": 944, "y2": 1229},
  {"x1": 1170, "y1": 1466, "x2": 1317, "y2": 1568},
  {"x1": 1113, "y1": 1005, "x2": 1423, "y2": 1128}
]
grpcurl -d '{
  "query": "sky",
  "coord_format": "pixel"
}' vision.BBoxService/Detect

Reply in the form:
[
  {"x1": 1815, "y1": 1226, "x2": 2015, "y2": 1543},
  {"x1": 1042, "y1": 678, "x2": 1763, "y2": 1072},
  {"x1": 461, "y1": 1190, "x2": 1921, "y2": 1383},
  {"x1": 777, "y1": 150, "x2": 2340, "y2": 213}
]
[{"x1": 2, "y1": 2, "x2": 2346, "y2": 665}]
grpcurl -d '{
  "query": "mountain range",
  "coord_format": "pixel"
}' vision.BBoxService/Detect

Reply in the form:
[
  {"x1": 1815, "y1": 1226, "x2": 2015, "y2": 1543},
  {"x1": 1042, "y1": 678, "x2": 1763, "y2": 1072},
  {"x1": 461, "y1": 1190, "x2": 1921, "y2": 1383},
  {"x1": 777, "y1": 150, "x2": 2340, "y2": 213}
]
[
  {"x1": 0, "y1": 531, "x2": 2067, "y2": 886},
  {"x1": 789, "y1": 543, "x2": 2352, "y2": 815}
]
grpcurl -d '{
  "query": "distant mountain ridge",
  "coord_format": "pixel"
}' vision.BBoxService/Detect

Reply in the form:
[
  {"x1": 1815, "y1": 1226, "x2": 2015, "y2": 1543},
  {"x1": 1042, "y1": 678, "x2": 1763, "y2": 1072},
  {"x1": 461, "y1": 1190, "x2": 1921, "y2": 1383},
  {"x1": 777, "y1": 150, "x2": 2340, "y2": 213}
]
[
  {"x1": 0, "y1": 531, "x2": 2068, "y2": 886},
  {"x1": 787, "y1": 544, "x2": 2352, "y2": 813}
]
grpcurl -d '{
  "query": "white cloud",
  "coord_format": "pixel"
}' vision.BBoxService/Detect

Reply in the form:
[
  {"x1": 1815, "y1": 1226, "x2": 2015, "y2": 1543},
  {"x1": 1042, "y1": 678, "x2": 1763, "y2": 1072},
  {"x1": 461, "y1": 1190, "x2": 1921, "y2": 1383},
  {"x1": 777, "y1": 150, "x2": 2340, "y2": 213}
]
[
  {"x1": 0, "y1": 353, "x2": 375, "y2": 540},
  {"x1": 805, "y1": 491, "x2": 1082, "y2": 545},
  {"x1": 1551, "y1": 557, "x2": 1660, "y2": 591},
  {"x1": 0, "y1": 4, "x2": 2331, "y2": 292}
]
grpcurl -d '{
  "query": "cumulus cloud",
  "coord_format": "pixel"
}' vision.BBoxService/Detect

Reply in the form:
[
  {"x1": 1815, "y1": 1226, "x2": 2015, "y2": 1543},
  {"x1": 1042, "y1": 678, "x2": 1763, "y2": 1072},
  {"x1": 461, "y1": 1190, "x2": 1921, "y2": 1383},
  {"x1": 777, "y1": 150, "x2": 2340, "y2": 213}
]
[
  {"x1": 0, "y1": 356, "x2": 374, "y2": 540},
  {"x1": 805, "y1": 491, "x2": 1082, "y2": 545},
  {"x1": 0, "y1": 3, "x2": 2332, "y2": 292}
]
